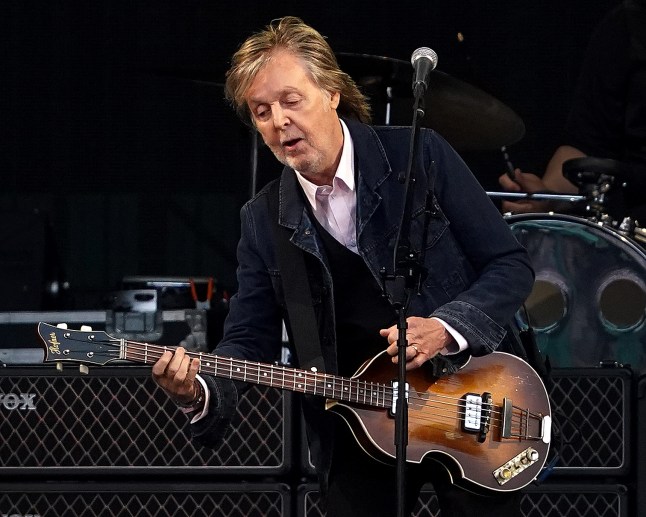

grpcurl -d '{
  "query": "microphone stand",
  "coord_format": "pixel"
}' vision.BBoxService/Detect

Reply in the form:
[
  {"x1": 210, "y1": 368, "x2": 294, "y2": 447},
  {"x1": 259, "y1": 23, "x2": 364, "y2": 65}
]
[{"x1": 382, "y1": 87, "x2": 430, "y2": 517}]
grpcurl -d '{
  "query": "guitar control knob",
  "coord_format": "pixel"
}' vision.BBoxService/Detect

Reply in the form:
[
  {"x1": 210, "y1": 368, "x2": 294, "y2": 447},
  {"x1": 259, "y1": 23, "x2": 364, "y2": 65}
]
[{"x1": 497, "y1": 468, "x2": 512, "y2": 481}]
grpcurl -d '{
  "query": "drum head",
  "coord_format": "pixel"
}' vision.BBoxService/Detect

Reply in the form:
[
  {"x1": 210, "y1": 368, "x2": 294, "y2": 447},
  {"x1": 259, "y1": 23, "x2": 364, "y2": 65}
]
[{"x1": 508, "y1": 213, "x2": 646, "y2": 370}]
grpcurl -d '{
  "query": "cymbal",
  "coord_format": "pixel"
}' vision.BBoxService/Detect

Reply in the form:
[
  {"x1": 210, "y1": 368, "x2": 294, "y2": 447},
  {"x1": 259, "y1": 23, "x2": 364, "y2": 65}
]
[{"x1": 336, "y1": 52, "x2": 525, "y2": 151}]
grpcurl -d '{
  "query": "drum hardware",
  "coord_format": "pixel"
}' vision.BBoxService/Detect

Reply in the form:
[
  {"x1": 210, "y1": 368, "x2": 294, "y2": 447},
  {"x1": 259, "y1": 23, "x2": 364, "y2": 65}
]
[
  {"x1": 486, "y1": 191, "x2": 587, "y2": 202},
  {"x1": 574, "y1": 172, "x2": 621, "y2": 221},
  {"x1": 634, "y1": 226, "x2": 646, "y2": 245},
  {"x1": 491, "y1": 156, "x2": 645, "y2": 240},
  {"x1": 488, "y1": 190, "x2": 646, "y2": 246},
  {"x1": 563, "y1": 156, "x2": 634, "y2": 189},
  {"x1": 562, "y1": 156, "x2": 644, "y2": 222},
  {"x1": 615, "y1": 217, "x2": 646, "y2": 247}
]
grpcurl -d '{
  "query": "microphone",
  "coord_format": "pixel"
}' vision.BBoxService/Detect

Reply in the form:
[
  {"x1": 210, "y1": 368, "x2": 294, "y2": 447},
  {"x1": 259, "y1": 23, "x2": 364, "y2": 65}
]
[{"x1": 411, "y1": 47, "x2": 438, "y2": 98}]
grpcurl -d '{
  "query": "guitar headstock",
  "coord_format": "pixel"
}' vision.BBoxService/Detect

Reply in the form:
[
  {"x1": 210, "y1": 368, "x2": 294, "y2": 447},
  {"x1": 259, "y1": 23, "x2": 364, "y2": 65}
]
[{"x1": 37, "y1": 322, "x2": 122, "y2": 366}]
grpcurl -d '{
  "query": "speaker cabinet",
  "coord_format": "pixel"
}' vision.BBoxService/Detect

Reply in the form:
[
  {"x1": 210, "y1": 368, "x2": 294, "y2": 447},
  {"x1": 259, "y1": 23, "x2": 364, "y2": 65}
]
[
  {"x1": 297, "y1": 482, "x2": 628, "y2": 517},
  {"x1": 637, "y1": 374, "x2": 646, "y2": 516},
  {"x1": 0, "y1": 365, "x2": 292, "y2": 475},
  {"x1": 297, "y1": 483, "x2": 439, "y2": 517},
  {"x1": 546, "y1": 366, "x2": 632, "y2": 476},
  {"x1": 0, "y1": 482, "x2": 291, "y2": 517}
]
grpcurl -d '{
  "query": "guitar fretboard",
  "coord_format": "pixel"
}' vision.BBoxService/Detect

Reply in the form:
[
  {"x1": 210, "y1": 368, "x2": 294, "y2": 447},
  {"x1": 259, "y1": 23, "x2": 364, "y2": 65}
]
[{"x1": 123, "y1": 342, "x2": 392, "y2": 408}]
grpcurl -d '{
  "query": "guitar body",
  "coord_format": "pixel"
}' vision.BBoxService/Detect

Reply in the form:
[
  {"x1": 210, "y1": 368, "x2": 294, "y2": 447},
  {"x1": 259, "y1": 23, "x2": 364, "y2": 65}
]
[{"x1": 327, "y1": 351, "x2": 550, "y2": 494}]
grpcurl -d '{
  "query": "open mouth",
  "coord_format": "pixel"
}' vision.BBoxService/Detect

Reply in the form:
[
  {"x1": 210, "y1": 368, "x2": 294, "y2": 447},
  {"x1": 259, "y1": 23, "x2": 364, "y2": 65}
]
[{"x1": 282, "y1": 137, "x2": 303, "y2": 151}]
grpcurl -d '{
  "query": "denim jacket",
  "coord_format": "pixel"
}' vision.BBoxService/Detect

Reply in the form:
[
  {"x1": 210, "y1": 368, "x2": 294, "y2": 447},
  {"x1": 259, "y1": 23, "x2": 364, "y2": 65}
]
[{"x1": 190, "y1": 118, "x2": 534, "y2": 490}]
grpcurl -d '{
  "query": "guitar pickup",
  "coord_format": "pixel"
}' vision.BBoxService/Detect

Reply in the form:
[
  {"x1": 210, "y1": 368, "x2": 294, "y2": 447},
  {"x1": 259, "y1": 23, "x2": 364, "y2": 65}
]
[
  {"x1": 462, "y1": 393, "x2": 482, "y2": 432},
  {"x1": 461, "y1": 392, "x2": 492, "y2": 442}
]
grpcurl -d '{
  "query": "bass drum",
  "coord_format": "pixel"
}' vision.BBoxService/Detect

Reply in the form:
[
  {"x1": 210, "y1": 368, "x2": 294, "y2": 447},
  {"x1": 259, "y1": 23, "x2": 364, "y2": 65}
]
[{"x1": 507, "y1": 213, "x2": 646, "y2": 370}]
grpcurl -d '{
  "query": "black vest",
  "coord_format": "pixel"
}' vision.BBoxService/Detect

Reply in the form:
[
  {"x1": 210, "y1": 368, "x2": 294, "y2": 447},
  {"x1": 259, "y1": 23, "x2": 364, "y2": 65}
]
[{"x1": 313, "y1": 220, "x2": 397, "y2": 377}]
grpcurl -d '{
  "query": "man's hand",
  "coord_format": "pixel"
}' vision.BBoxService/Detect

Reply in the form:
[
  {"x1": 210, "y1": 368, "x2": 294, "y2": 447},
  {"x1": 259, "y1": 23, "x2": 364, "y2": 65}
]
[
  {"x1": 380, "y1": 317, "x2": 452, "y2": 370},
  {"x1": 151, "y1": 347, "x2": 201, "y2": 405},
  {"x1": 498, "y1": 168, "x2": 551, "y2": 214}
]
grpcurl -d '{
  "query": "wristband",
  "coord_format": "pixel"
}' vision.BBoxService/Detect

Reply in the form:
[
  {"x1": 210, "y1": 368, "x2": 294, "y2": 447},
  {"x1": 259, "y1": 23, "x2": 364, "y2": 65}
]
[{"x1": 174, "y1": 381, "x2": 205, "y2": 414}]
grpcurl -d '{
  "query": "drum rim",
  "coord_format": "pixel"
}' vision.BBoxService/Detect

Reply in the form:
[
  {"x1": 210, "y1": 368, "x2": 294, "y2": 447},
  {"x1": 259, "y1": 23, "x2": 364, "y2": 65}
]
[{"x1": 505, "y1": 211, "x2": 646, "y2": 259}]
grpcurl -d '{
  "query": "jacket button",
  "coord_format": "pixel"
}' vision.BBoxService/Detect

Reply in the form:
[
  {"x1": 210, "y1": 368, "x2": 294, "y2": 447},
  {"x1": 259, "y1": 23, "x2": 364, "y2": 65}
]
[{"x1": 304, "y1": 229, "x2": 311, "y2": 235}]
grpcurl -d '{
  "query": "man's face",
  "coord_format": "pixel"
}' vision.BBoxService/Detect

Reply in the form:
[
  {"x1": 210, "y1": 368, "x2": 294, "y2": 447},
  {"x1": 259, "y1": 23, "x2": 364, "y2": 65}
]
[{"x1": 245, "y1": 50, "x2": 343, "y2": 186}]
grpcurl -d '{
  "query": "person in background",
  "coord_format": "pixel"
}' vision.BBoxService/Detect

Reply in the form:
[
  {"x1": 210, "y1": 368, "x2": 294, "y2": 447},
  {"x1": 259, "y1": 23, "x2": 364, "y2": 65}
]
[
  {"x1": 152, "y1": 16, "x2": 534, "y2": 517},
  {"x1": 498, "y1": 0, "x2": 646, "y2": 220}
]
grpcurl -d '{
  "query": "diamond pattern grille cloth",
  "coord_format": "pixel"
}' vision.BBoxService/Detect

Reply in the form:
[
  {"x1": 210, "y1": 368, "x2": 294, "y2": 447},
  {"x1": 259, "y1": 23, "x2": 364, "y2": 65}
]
[
  {"x1": 0, "y1": 370, "x2": 287, "y2": 470},
  {"x1": 0, "y1": 487, "x2": 288, "y2": 517}
]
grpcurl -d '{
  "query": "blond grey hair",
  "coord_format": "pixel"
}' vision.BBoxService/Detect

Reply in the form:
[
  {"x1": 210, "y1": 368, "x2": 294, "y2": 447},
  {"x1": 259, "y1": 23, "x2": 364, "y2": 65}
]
[{"x1": 224, "y1": 16, "x2": 371, "y2": 125}]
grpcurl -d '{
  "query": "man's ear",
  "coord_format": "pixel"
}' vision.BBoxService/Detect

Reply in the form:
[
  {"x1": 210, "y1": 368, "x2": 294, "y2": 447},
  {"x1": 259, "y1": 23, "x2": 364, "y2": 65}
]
[{"x1": 330, "y1": 91, "x2": 340, "y2": 110}]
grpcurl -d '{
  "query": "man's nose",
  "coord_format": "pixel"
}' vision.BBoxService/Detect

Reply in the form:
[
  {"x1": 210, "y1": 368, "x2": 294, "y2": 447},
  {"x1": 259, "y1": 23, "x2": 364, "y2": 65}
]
[{"x1": 272, "y1": 106, "x2": 289, "y2": 128}]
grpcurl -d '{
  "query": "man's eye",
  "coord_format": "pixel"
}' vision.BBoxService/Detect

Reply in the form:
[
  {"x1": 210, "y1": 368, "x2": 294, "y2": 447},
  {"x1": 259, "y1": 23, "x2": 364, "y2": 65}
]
[
  {"x1": 256, "y1": 109, "x2": 270, "y2": 120},
  {"x1": 285, "y1": 98, "x2": 300, "y2": 106}
]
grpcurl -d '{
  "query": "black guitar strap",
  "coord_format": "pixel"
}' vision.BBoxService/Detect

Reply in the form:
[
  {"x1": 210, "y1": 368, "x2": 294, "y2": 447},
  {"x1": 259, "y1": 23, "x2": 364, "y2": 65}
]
[{"x1": 268, "y1": 180, "x2": 326, "y2": 373}]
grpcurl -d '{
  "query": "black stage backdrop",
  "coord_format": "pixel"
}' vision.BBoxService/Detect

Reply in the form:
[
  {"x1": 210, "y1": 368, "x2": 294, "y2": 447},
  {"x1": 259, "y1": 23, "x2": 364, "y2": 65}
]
[{"x1": 1, "y1": 0, "x2": 619, "y2": 308}]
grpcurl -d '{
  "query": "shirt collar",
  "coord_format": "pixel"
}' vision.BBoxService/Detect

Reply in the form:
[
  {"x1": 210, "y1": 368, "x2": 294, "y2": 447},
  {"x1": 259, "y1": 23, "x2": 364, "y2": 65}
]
[{"x1": 295, "y1": 119, "x2": 355, "y2": 206}]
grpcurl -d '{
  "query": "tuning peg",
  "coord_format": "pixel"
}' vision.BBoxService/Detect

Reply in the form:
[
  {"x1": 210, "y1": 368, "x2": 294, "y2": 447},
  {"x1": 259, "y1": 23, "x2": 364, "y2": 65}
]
[
  {"x1": 79, "y1": 365, "x2": 89, "y2": 375},
  {"x1": 56, "y1": 362, "x2": 63, "y2": 371},
  {"x1": 80, "y1": 325, "x2": 93, "y2": 331},
  {"x1": 56, "y1": 323, "x2": 68, "y2": 329}
]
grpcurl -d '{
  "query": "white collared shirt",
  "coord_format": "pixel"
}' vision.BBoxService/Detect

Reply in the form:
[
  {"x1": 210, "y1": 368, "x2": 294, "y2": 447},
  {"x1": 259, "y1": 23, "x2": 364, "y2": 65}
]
[{"x1": 295, "y1": 119, "x2": 358, "y2": 253}]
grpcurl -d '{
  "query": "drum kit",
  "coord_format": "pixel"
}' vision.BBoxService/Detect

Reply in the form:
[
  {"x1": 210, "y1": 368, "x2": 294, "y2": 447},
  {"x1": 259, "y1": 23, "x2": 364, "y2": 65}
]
[{"x1": 337, "y1": 52, "x2": 646, "y2": 371}]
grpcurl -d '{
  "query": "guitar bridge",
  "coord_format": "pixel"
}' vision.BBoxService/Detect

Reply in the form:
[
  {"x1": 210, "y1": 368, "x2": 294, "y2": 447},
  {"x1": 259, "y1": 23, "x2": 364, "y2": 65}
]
[{"x1": 501, "y1": 398, "x2": 552, "y2": 443}]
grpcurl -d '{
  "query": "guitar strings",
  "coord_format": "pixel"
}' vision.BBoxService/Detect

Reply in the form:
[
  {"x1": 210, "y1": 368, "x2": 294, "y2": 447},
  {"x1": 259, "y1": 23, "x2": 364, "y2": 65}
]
[
  {"x1": 126, "y1": 341, "x2": 537, "y2": 432},
  {"x1": 75, "y1": 337, "x2": 542, "y2": 436}
]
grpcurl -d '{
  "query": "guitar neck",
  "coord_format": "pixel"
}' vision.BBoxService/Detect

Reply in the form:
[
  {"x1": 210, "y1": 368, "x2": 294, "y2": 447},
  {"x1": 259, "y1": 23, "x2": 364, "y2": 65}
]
[
  {"x1": 123, "y1": 341, "x2": 391, "y2": 409},
  {"x1": 37, "y1": 323, "x2": 392, "y2": 409}
]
